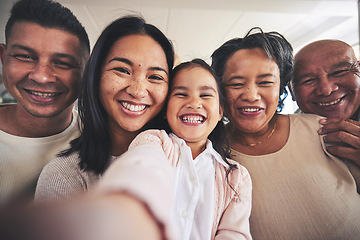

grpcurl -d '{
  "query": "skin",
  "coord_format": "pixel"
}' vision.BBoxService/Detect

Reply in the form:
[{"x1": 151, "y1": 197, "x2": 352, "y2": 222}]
[
  {"x1": 0, "y1": 22, "x2": 87, "y2": 137},
  {"x1": 292, "y1": 40, "x2": 360, "y2": 120},
  {"x1": 100, "y1": 34, "x2": 169, "y2": 156},
  {"x1": 292, "y1": 40, "x2": 360, "y2": 163},
  {"x1": 1, "y1": 193, "x2": 163, "y2": 240},
  {"x1": 318, "y1": 117, "x2": 360, "y2": 164},
  {"x1": 223, "y1": 48, "x2": 289, "y2": 155},
  {"x1": 166, "y1": 67, "x2": 222, "y2": 159}
]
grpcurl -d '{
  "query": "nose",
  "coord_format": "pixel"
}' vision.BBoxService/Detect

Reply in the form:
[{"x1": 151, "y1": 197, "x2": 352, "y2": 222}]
[
  {"x1": 241, "y1": 84, "x2": 261, "y2": 102},
  {"x1": 125, "y1": 77, "x2": 147, "y2": 99},
  {"x1": 29, "y1": 61, "x2": 56, "y2": 83},
  {"x1": 186, "y1": 96, "x2": 202, "y2": 109},
  {"x1": 315, "y1": 77, "x2": 338, "y2": 96}
]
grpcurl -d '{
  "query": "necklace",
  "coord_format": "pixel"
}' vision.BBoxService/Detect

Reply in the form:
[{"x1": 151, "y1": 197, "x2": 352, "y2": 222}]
[{"x1": 239, "y1": 115, "x2": 278, "y2": 147}]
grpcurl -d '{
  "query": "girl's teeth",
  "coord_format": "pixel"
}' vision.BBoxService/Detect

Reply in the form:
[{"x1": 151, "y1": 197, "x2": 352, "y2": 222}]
[
  {"x1": 121, "y1": 102, "x2": 146, "y2": 112},
  {"x1": 182, "y1": 115, "x2": 204, "y2": 123},
  {"x1": 319, "y1": 98, "x2": 341, "y2": 107}
]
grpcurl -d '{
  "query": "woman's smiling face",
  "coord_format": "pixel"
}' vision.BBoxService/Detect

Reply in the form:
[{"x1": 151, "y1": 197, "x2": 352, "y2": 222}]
[
  {"x1": 223, "y1": 47, "x2": 280, "y2": 134},
  {"x1": 100, "y1": 34, "x2": 169, "y2": 135}
]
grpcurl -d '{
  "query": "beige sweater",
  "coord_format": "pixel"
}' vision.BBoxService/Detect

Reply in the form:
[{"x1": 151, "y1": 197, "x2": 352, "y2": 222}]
[{"x1": 231, "y1": 114, "x2": 360, "y2": 240}]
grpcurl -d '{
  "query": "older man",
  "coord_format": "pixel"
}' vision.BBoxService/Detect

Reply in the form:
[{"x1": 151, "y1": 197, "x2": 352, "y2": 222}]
[{"x1": 291, "y1": 39, "x2": 360, "y2": 164}]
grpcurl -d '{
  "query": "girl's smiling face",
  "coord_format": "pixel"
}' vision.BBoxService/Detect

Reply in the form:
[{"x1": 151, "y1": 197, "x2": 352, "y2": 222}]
[{"x1": 166, "y1": 66, "x2": 222, "y2": 149}]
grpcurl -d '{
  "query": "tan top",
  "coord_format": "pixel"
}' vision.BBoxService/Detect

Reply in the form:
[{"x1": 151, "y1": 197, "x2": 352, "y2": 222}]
[{"x1": 231, "y1": 114, "x2": 360, "y2": 240}]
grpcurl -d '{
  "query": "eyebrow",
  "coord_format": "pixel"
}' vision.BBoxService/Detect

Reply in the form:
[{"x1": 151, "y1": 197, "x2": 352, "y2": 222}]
[
  {"x1": 10, "y1": 44, "x2": 80, "y2": 64},
  {"x1": 295, "y1": 73, "x2": 314, "y2": 81},
  {"x1": 257, "y1": 73, "x2": 276, "y2": 79},
  {"x1": 200, "y1": 86, "x2": 217, "y2": 92},
  {"x1": 109, "y1": 57, "x2": 168, "y2": 75},
  {"x1": 10, "y1": 44, "x2": 36, "y2": 54},
  {"x1": 330, "y1": 60, "x2": 354, "y2": 70},
  {"x1": 227, "y1": 76, "x2": 245, "y2": 82},
  {"x1": 295, "y1": 60, "x2": 356, "y2": 81},
  {"x1": 171, "y1": 85, "x2": 217, "y2": 92},
  {"x1": 294, "y1": 69, "x2": 317, "y2": 81},
  {"x1": 109, "y1": 57, "x2": 132, "y2": 65},
  {"x1": 227, "y1": 73, "x2": 275, "y2": 82}
]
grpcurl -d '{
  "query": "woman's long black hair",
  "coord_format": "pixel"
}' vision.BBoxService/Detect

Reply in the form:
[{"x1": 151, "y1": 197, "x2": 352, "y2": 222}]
[{"x1": 61, "y1": 16, "x2": 174, "y2": 175}]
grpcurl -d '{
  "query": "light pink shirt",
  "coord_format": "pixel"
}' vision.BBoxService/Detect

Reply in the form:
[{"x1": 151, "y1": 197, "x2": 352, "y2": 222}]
[{"x1": 98, "y1": 130, "x2": 252, "y2": 240}]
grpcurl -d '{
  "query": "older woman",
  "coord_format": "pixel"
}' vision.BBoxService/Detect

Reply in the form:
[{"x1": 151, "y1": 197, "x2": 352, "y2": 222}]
[
  {"x1": 211, "y1": 28, "x2": 360, "y2": 239},
  {"x1": 35, "y1": 16, "x2": 174, "y2": 202}
]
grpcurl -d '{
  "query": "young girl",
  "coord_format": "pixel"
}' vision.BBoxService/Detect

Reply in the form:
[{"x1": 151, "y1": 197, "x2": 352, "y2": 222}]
[{"x1": 98, "y1": 59, "x2": 252, "y2": 240}]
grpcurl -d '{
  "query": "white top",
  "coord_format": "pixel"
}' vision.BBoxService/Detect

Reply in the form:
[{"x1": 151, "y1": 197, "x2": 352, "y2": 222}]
[
  {"x1": 0, "y1": 110, "x2": 80, "y2": 206},
  {"x1": 170, "y1": 134, "x2": 228, "y2": 240}
]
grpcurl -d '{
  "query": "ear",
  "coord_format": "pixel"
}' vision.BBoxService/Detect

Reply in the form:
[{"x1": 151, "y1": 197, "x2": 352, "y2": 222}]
[
  {"x1": 288, "y1": 83, "x2": 296, "y2": 101},
  {"x1": 0, "y1": 44, "x2": 6, "y2": 64},
  {"x1": 218, "y1": 105, "x2": 224, "y2": 121}
]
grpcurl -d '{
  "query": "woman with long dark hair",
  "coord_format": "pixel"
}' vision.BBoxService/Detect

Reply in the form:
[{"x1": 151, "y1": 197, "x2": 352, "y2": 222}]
[{"x1": 35, "y1": 15, "x2": 174, "y2": 201}]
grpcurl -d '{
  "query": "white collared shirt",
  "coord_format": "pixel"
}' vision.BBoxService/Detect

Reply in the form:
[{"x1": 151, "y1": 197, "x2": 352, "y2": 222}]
[{"x1": 170, "y1": 134, "x2": 229, "y2": 240}]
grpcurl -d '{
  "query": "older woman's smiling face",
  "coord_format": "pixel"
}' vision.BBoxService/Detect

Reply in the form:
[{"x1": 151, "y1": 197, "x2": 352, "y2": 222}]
[{"x1": 223, "y1": 47, "x2": 280, "y2": 134}]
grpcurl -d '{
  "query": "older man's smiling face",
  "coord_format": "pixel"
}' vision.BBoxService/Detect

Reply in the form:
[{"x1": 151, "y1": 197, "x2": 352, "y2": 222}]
[{"x1": 292, "y1": 40, "x2": 360, "y2": 120}]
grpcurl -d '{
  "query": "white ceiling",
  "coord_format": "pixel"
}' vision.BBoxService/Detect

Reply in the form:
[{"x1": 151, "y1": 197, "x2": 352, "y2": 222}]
[
  {"x1": 0, "y1": 0, "x2": 358, "y2": 112},
  {"x1": 0, "y1": 0, "x2": 358, "y2": 63}
]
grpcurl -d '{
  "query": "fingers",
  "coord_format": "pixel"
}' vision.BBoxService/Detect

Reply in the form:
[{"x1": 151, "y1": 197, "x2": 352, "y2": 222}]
[
  {"x1": 326, "y1": 145, "x2": 360, "y2": 165},
  {"x1": 319, "y1": 117, "x2": 360, "y2": 164},
  {"x1": 323, "y1": 130, "x2": 360, "y2": 149},
  {"x1": 320, "y1": 118, "x2": 360, "y2": 149},
  {"x1": 320, "y1": 117, "x2": 360, "y2": 127},
  {"x1": 318, "y1": 118, "x2": 360, "y2": 137}
]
